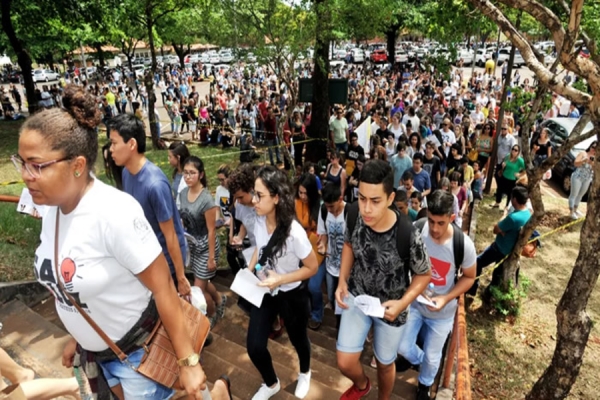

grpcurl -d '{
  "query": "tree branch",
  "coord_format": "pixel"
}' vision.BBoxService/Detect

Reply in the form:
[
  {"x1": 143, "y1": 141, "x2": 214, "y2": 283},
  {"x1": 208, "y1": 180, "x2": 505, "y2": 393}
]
[
  {"x1": 556, "y1": 0, "x2": 600, "y2": 66},
  {"x1": 466, "y1": 0, "x2": 593, "y2": 106},
  {"x1": 561, "y1": 0, "x2": 583, "y2": 57}
]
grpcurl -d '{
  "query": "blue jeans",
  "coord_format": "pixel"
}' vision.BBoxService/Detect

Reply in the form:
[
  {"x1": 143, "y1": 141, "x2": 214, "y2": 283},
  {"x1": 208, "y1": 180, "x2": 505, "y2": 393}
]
[
  {"x1": 467, "y1": 242, "x2": 505, "y2": 295},
  {"x1": 569, "y1": 175, "x2": 591, "y2": 210},
  {"x1": 397, "y1": 305, "x2": 454, "y2": 386},
  {"x1": 266, "y1": 138, "x2": 281, "y2": 165},
  {"x1": 308, "y1": 262, "x2": 338, "y2": 323},
  {"x1": 335, "y1": 142, "x2": 348, "y2": 154},
  {"x1": 337, "y1": 294, "x2": 406, "y2": 365},
  {"x1": 99, "y1": 348, "x2": 174, "y2": 399}
]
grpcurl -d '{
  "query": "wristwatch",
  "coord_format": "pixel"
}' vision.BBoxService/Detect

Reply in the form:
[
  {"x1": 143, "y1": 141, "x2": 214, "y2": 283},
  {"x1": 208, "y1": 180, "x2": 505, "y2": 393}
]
[{"x1": 177, "y1": 353, "x2": 200, "y2": 367}]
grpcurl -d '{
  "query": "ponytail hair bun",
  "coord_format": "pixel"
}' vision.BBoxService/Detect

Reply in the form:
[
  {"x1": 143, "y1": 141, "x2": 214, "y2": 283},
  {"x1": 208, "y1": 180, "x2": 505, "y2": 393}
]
[{"x1": 62, "y1": 84, "x2": 102, "y2": 130}]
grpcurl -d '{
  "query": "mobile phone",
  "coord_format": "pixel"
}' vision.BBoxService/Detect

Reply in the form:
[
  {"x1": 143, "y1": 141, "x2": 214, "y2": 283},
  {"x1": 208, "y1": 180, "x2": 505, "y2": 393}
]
[{"x1": 590, "y1": 156, "x2": 595, "y2": 161}]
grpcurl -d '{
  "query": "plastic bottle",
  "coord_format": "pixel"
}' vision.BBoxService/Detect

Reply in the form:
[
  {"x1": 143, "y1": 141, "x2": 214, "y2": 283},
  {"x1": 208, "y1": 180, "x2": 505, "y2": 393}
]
[
  {"x1": 424, "y1": 282, "x2": 435, "y2": 298},
  {"x1": 255, "y1": 263, "x2": 278, "y2": 295}
]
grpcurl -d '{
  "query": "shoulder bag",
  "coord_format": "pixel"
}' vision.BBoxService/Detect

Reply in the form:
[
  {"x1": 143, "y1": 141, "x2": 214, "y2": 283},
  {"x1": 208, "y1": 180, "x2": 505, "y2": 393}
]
[{"x1": 53, "y1": 210, "x2": 210, "y2": 389}]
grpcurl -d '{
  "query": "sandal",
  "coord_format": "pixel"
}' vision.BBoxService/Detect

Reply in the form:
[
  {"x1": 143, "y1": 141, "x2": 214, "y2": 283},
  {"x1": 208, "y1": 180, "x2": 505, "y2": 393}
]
[{"x1": 216, "y1": 374, "x2": 233, "y2": 400}]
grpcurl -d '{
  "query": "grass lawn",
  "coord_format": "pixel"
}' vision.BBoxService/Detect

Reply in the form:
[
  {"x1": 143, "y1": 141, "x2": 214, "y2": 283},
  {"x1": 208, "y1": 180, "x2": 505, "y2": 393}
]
[
  {"x1": 0, "y1": 121, "x2": 248, "y2": 282},
  {"x1": 468, "y1": 194, "x2": 599, "y2": 399}
]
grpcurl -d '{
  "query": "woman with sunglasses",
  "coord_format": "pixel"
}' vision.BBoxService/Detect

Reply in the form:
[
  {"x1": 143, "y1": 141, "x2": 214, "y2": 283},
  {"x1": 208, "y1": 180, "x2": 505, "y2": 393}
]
[
  {"x1": 568, "y1": 141, "x2": 596, "y2": 219},
  {"x1": 12, "y1": 85, "x2": 221, "y2": 399},
  {"x1": 246, "y1": 166, "x2": 318, "y2": 400},
  {"x1": 493, "y1": 145, "x2": 525, "y2": 209}
]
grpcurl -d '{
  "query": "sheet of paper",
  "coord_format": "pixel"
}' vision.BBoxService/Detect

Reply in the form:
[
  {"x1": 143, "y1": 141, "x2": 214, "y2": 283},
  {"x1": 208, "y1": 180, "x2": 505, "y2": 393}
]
[
  {"x1": 417, "y1": 295, "x2": 437, "y2": 308},
  {"x1": 334, "y1": 302, "x2": 343, "y2": 315},
  {"x1": 354, "y1": 294, "x2": 385, "y2": 318},
  {"x1": 242, "y1": 246, "x2": 256, "y2": 266},
  {"x1": 230, "y1": 268, "x2": 270, "y2": 308},
  {"x1": 17, "y1": 188, "x2": 48, "y2": 218}
]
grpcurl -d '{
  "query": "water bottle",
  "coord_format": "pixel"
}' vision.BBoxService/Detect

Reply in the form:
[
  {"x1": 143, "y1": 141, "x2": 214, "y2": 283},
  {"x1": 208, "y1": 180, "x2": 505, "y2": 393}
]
[
  {"x1": 424, "y1": 282, "x2": 435, "y2": 298},
  {"x1": 255, "y1": 263, "x2": 279, "y2": 295}
]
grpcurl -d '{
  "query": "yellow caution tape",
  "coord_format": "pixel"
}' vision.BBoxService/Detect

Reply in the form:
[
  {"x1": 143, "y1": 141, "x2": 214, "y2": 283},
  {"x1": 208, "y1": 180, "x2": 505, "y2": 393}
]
[
  {"x1": 474, "y1": 216, "x2": 585, "y2": 282},
  {"x1": 0, "y1": 180, "x2": 23, "y2": 187}
]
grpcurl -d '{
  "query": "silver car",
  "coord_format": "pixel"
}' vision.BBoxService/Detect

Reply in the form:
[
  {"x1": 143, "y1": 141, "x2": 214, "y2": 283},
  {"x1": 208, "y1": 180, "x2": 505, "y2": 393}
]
[{"x1": 32, "y1": 69, "x2": 59, "y2": 82}]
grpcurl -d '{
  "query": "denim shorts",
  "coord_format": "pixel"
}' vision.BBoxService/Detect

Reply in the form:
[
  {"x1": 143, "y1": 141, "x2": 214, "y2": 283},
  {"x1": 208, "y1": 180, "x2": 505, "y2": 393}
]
[
  {"x1": 99, "y1": 348, "x2": 175, "y2": 399},
  {"x1": 336, "y1": 294, "x2": 406, "y2": 365}
]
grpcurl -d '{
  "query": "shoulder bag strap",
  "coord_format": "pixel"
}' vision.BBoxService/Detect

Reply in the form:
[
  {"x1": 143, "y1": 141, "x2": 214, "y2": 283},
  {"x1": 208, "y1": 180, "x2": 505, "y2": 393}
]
[{"x1": 53, "y1": 209, "x2": 128, "y2": 361}]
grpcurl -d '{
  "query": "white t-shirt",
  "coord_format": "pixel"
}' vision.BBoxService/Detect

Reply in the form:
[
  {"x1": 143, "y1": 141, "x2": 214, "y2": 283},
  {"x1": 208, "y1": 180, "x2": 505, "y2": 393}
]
[
  {"x1": 214, "y1": 185, "x2": 231, "y2": 223},
  {"x1": 253, "y1": 216, "x2": 312, "y2": 292},
  {"x1": 235, "y1": 203, "x2": 257, "y2": 246},
  {"x1": 317, "y1": 206, "x2": 346, "y2": 277},
  {"x1": 34, "y1": 180, "x2": 161, "y2": 351},
  {"x1": 413, "y1": 223, "x2": 476, "y2": 320},
  {"x1": 441, "y1": 129, "x2": 457, "y2": 157}
]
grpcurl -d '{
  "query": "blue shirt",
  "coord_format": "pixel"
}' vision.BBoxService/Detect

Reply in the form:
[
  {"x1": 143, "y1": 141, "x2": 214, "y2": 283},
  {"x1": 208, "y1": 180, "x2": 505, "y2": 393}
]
[
  {"x1": 390, "y1": 154, "x2": 413, "y2": 188},
  {"x1": 495, "y1": 209, "x2": 531, "y2": 255},
  {"x1": 123, "y1": 160, "x2": 187, "y2": 275},
  {"x1": 408, "y1": 168, "x2": 431, "y2": 193}
]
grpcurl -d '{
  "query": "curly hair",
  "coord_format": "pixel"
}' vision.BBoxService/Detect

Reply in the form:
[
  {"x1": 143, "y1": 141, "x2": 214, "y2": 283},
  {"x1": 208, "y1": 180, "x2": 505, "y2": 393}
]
[{"x1": 228, "y1": 164, "x2": 255, "y2": 195}]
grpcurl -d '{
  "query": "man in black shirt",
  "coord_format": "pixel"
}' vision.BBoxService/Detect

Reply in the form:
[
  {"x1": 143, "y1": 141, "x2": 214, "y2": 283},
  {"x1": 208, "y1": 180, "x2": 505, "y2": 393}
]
[
  {"x1": 375, "y1": 117, "x2": 391, "y2": 145},
  {"x1": 422, "y1": 141, "x2": 441, "y2": 191}
]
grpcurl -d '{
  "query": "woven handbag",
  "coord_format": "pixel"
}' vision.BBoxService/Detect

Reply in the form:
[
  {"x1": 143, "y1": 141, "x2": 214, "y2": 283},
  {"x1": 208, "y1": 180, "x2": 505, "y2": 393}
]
[{"x1": 53, "y1": 210, "x2": 210, "y2": 389}]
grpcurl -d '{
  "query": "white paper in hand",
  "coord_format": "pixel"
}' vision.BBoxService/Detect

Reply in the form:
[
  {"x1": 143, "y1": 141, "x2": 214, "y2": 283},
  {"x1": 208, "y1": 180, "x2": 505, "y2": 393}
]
[
  {"x1": 353, "y1": 295, "x2": 385, "y2": 318},
  {"x1": 417, "y1": 295, "x2": 437, "y2": 308},
  {"x1": 230, "y1": 268, "x2": 270, "y2": 308},
  {"x1": 334, "y1": 302, "x2": 344, "y2": 315},
  {"x1": 17, "y1": 188, "x2": 48, "y2": 217}
]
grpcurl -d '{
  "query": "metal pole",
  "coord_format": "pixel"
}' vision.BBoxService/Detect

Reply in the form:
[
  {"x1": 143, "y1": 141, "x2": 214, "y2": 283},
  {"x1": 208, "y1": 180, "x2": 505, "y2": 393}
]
[{"x1": 80, "y1": 41, "x2": 88, "y2": 83}]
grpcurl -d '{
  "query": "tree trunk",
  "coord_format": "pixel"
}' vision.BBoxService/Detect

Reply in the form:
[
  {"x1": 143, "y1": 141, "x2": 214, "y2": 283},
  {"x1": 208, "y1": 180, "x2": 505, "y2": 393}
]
[
  {"x1": 94, "y1": 43, "x2": 105, "y2": 67},
  {"x1": 485, "y1": 14, "x2": 520, "y2": 193},
  {"x1": 527, "y1": 123, "x2": 600, "y2": 399},
  {"x1": 1, "y1": 0, "x2": 38, "y2": 114},
  {"x1": 145, "y1": 4, "x2": 161, "y2": 149},
  {"x1": 307, "y1": 0, "x2": 331, "y2": 163},
  {"x1": 172, "y1": 43, "x2": 185, "y2": 69},
  {"x1": 385, "y1": 25, "x2": 399, "y2": 66}
]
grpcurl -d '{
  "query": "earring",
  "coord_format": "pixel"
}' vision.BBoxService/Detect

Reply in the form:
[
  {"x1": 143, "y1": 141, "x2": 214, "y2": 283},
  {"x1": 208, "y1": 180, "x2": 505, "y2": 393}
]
[{"x1": 74, "y1": 171, "x2": 81, "y2": 178}]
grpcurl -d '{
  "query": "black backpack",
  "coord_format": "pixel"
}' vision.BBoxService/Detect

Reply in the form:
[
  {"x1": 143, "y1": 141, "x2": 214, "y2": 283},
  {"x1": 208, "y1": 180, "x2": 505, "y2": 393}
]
[
  {"x1": 345, "y1": 202, "x2": 465, "y2": 282},
  {"x1": 320, "y1": 203, "x2": 350, "y2": 224}
]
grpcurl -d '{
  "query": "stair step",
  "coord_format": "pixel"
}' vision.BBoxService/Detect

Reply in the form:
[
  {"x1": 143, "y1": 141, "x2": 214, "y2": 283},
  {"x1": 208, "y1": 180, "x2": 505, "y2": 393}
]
[
  {"x1": 212, "y1": 279, "x2": 418, "y2": 399},
  {"x1": 0, "y1": 299, "x2": 71, "y2": 379}
]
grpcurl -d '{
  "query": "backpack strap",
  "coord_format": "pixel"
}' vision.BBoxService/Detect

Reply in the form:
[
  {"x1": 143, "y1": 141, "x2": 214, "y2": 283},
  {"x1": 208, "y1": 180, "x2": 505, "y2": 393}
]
[
  {"x1": 345, "y1": 201, "x2": 360, "y2": 240},
  {"x1": 320, "y1": 203, "x2": 328, "y2": 224}
]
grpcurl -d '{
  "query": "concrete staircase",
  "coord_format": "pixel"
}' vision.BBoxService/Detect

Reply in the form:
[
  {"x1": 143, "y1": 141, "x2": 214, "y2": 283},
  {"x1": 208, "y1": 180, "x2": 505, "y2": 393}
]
[{"x1": 0, "y1": 274, "x2": 419, "y2": 400}]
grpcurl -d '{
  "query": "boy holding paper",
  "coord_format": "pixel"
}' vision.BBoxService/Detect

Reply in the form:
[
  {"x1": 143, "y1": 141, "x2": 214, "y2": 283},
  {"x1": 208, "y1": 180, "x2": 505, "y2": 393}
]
[
  {"x1": 397, "y1": 190, "x2": 476, "y2": 400},
  {"x1": 335, "y1": 160, "x2": 431, "y2": 400}
]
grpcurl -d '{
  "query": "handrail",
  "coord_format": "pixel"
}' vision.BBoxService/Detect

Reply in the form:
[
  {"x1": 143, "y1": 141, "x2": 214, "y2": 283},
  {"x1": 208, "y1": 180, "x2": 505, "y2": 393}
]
[
  {"x1": 0, "y1": 195, "x2": 19, "y2": 203},
  {"x1": 455, "y1": 294, "x2": 472, "y2": 400}
]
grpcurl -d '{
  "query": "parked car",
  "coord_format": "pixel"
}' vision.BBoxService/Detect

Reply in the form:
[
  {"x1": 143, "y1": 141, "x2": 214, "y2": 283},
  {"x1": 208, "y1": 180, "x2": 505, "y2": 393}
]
[
  {"x1": 32, "y1": 69, "x2": 59, "y2": 82},
  {"x1": 132, "y1": 64, "x2": 145, "y2": 78},
  {"x1": 199, "y1": 53, "x2": 210, "y2": 63},
  {"x1": 330, "y1": 60, "x2": 345, "y2": 68},
  {"x1": 370, "y1": 49, "x2": 388, "y2": 63},
  {"x1": 209, "y1": 53, "x2": 221, "y2": 64},
  {"x1": 6, "y1": 71, "x2": 23, "y2": 83},
  {"x1": 395, "y1": 50, "x2": 408, "y2": 64},
  {"x1": 246, "y1": 52, "x2": 257, "y2": 63},
  {"x1": 534, "y1": 118, "x2": 595, "y2": 194},
  {"x1": 163, "y1": 55, "x2": 179, "y2": 65},
  {"x1": 475, "y1": 49, "x2": 491, "y2": 66},
  {"x1": 350, "y1": 48, "x2": 365, "y2": 63},
  {"x1": 456, "y1": 48, "x2": 474, "y2": 65},
  {"x1": 496, "y1": 48, "x2": 526, "y2": 67},
  {"x1": 219, "y1": 51, "x2": 234, "y2": 63}
]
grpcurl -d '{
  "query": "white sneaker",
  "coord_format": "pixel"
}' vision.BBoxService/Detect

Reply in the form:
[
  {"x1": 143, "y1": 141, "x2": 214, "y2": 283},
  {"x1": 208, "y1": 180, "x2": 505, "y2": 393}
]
[
  {"x1": 571, "y1": 212, "x2": 578, "y2": 220},
  {"x1": 295, "y1": 371, "x2": 311, "y2": 398},
  {"x1": 252, "y1": 379, "x2": 281, "y2": 400}
]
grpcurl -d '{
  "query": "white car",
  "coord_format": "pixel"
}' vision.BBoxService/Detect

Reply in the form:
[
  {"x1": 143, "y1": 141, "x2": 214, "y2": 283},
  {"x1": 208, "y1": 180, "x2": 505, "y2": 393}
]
[
  {"x1": 330, "y1": 59, "x2": 345, "y2": 68},
  {"x1": 246, "y1": 52, "x2": 257, "y2": 63},
  {"x1": 395, "y1": 50, "x2": 408, "y2": 64},
  {"x1": 32, "y1": 69, "x2": 59, "y2": 82},
  {"x1": 350, "y1": 48, "x2": 365, "y2": 63},
  {"x1": 209, "y1": 54, "x2": 221, "y2": 64},
  {"x1": 132, "y1": 64, "x2": 145, "y2": 78},
  {"x1": 199, "y1": 53, "x2": 210, "y2": 63},
  {"x1": 475, "y1": 49, "x2": 491, "y2": 66},
  {"x1": 219, "y1": 52, "x2": 234, "y2": 63},
  {"x1": 456, "y1": 49, "x2": 474, "y2": 65}
]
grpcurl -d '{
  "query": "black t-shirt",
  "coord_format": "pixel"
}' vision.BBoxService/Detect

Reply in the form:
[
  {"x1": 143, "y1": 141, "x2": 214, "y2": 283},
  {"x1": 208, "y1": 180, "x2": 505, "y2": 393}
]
[
  {"x1": 347, "y1": 144, "x2": 365, "y2": 162},
  {"x1": 422, "y1": 154, "x2": 441, "y2": 189}
]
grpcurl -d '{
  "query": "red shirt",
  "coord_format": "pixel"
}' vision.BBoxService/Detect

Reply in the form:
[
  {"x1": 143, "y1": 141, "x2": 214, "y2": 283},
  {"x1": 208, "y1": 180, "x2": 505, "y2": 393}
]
[
  {"x1": 264, "y1": 116, "x2": 277, "y2": 140},
  {"x1": 258, "y1": 102, "x2": 268, "y2": 121}
]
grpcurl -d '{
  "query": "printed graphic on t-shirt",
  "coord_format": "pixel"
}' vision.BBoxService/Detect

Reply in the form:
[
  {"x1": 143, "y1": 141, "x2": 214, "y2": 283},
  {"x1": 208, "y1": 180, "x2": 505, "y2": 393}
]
[
  {"x1": 430, "y1": 256, "x2": 451, "y2": 286},
  {"x1": 219, "y1": 196, "x2": 231, "y2": 217},
  {"x1": 35, "y1": 255, "x2": 89, "y2": 314},
  {"x1": 326, "y1": 221, "x2": 344, "y2": 274}
]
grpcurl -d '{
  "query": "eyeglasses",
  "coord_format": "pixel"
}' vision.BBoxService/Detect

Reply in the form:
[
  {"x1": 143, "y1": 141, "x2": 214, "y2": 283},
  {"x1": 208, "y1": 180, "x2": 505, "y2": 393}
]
[
  {"x1": 252, "y1": 190, "x2": 272, "y2": 203},
  {"x1": 183, "y1": 171, "x2": 198, "y2": 177},
  {"x1": 511, "y1": 148, "x2": 519, "y2": 152},
  {"x1": 11, "y1": 154, "x2": 72, "y2": 179}
]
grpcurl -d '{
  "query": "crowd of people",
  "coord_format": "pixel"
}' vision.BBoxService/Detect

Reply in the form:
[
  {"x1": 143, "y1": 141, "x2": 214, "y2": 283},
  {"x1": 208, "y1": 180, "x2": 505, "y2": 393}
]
[{"x1": 5, "y1": 51, "x2": 592, "y2": 400}]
